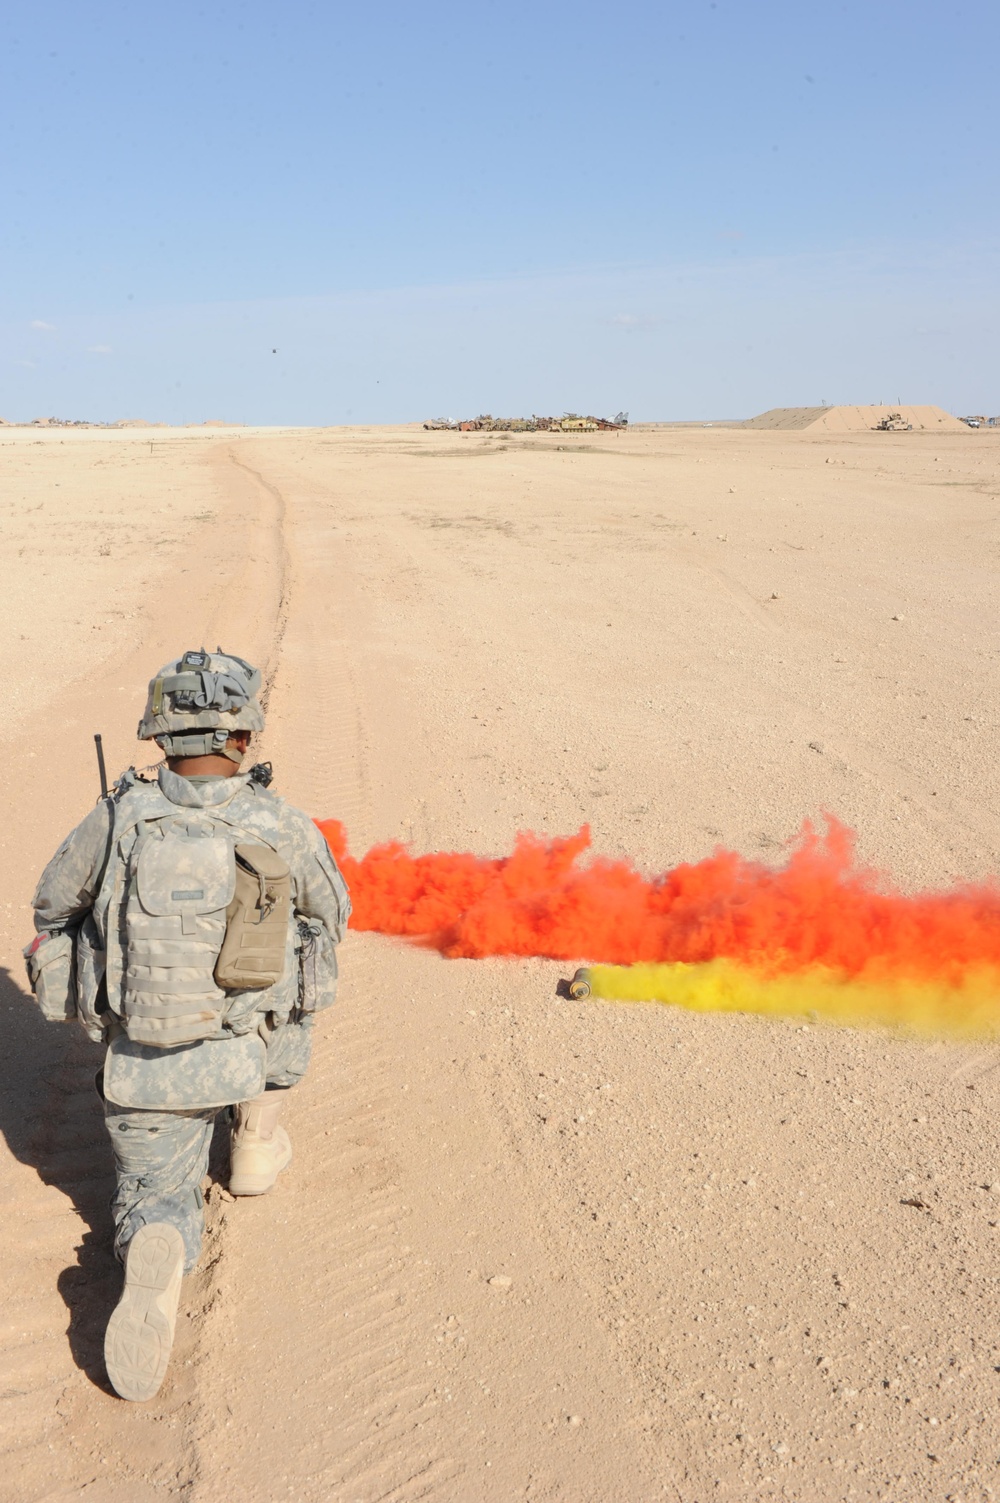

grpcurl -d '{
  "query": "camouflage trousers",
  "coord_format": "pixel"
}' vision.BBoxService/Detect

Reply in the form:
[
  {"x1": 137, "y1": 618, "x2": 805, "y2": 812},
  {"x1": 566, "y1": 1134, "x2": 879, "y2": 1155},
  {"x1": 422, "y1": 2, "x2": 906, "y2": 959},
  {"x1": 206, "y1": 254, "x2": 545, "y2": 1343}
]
[{"x1": 104, "y1": 1016, "x2": 313, "y2": 1272}]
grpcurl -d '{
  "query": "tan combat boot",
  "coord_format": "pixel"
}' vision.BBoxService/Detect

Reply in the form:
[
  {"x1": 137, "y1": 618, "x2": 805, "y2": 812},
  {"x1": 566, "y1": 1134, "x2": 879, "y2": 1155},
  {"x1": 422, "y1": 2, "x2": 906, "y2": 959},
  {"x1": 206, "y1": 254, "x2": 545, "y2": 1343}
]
[
  {"x1": 104, "y1": 1222, "x2": 185, "y2": 1402},
  {"x1": 230, "y1": 1092, "x2": 293, "y2": 1196}
]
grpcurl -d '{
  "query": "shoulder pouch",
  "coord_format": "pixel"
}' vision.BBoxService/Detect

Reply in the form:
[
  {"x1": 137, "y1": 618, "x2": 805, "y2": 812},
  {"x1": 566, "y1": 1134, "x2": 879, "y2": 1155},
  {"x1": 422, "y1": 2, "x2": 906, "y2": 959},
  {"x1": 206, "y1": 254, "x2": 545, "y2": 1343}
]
[{"x1": 23, "y1": 930, "x2": 77, "y2": 1022}]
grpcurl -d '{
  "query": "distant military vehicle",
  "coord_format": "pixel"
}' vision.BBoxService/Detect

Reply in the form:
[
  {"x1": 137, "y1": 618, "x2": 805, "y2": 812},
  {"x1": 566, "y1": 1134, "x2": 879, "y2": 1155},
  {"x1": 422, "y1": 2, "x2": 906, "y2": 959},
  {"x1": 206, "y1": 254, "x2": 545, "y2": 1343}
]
[
  {"x1": 873, "y1": 412, "x2": 913, "y2": 431},
  {"x1": 555, "y1": 414, "x2": 599, "y2": 433}
]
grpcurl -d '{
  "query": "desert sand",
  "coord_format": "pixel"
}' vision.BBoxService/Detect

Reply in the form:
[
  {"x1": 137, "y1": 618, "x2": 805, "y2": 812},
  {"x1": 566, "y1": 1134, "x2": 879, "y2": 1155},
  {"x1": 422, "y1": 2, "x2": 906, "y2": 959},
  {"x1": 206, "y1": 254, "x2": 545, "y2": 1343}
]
[{"x1": 2, "y1": 419, "x2": 1000, "y2": 1502}]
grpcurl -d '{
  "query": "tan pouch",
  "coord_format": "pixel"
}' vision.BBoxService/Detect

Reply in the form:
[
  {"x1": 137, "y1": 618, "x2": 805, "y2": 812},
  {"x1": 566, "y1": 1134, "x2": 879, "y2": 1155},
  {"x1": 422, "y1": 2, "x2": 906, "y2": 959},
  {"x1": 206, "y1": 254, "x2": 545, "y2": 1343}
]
[{"x1": 214, "y1": 843, "x2": 291, "y2": 990}]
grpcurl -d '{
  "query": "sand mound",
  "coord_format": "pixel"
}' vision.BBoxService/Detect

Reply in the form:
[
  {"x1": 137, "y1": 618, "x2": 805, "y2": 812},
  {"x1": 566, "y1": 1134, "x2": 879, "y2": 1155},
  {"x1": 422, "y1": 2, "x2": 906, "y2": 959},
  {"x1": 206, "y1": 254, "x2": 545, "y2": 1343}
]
[
  {"x1": 744, "y1": 404, "x2": 966, "y2": 433},
  {"x1": 741, "y1": 406, "x2": 832, "y2": 430},
  {"x1": 814, "y1": 404, "x2": 966, "y2": 432}
]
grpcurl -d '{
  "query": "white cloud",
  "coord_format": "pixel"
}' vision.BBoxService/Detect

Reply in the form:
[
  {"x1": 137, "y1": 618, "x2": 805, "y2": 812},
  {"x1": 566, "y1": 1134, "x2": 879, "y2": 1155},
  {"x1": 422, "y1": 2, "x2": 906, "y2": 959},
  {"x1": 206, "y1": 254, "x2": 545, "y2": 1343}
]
[
  {"x1": 88, "y1": 344, "x2": 113, "y2": 354},
  {"x1": 30, "y1": 319, "x2": 55, "y2": 331},
  {"x1": 608, "y1": 312, "x2": 661, "y2": 332}
]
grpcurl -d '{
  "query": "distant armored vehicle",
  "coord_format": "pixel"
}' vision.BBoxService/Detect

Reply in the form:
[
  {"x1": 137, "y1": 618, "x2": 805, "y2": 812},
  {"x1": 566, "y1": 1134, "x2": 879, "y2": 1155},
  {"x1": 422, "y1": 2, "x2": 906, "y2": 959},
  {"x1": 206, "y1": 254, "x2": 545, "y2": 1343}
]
[
  {"x1": 873, "y1": 412, "x2": 913, "y2": 431},
  {"x1": 555, "y1": 415, "x2": 599, "y2": 433}
]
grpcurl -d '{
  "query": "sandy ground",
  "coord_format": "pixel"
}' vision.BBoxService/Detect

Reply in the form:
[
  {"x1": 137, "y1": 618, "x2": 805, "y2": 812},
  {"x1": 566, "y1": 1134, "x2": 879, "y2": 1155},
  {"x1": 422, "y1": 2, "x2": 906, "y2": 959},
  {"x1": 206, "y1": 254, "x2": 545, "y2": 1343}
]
[{"x1": 2, "y1": 420, "x2": 1000, "y2": 1502}]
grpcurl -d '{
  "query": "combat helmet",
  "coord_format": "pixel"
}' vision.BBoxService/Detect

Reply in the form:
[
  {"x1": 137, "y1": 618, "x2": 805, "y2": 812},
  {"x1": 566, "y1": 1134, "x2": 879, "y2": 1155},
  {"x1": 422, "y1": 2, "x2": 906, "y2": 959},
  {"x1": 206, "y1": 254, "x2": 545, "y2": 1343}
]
[{"x1": 138, "y1": 648, "x2": 264, "y2": 763}]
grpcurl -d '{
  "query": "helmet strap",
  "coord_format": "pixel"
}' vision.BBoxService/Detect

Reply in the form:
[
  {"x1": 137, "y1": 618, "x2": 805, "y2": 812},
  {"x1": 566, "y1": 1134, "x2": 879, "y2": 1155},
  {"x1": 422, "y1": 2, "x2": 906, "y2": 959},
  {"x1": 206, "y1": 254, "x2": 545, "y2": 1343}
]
[{"x1": 155, "y1": 728, "x2": 245, "y2": 764}]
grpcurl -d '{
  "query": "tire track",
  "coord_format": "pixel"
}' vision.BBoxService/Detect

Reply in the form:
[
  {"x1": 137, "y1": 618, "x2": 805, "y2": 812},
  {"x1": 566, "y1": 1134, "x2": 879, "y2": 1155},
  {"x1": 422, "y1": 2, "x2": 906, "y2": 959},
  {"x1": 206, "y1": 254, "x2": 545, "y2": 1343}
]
[
  {"x1": 190, "y1": 449, "x2": 465, "y2": 1502},
  {"x1": 223, "y1": 452, "x2": 292, "y2": 721},
  {"x1": 191, "y1": 442, "x2": 670, "y2": 1502},
  {"x1": 0, "y1": 442, "x2": 291, "y2": 1503}
]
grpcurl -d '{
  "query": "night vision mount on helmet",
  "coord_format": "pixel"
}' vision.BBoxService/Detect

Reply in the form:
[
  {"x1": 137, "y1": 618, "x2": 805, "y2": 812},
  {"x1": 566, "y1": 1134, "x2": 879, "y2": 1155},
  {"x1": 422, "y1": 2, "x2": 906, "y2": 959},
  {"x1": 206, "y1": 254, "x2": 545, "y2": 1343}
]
[{"x1": 138, "y1": 648, "x2": 265, "y2": 762}]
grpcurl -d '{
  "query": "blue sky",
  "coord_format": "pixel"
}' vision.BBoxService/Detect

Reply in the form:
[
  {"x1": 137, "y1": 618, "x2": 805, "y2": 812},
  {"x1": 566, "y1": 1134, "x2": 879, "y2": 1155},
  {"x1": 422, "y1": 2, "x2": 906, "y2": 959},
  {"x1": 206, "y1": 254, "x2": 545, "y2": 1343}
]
[{"x1": 2, "y1": 1, "x2": 996, "y2": 423}]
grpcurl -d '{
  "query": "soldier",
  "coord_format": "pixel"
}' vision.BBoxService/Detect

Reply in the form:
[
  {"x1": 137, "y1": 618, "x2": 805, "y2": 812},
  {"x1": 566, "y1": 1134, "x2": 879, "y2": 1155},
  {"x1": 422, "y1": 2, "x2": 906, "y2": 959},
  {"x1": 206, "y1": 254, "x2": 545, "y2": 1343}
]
[{"x1": 24, "y1": 649, "x2": 350, "y2": 1402}]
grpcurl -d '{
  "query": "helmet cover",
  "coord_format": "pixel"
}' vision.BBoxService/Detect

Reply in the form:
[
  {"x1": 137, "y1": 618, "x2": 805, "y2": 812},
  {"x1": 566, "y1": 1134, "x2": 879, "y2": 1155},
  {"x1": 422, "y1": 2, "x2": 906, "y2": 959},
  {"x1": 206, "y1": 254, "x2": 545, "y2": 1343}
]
[{"x1": 138, "y1": 648, "x2": 265, "y2": 759}]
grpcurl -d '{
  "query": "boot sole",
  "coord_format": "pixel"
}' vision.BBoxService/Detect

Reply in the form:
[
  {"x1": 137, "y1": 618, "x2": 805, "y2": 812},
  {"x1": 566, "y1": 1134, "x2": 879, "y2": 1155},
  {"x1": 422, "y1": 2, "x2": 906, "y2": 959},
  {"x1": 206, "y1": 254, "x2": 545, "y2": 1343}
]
[
  {"x1": 229, "y1": 1138, "x2": 293, "y2": 1196},
  {"x1": 105, "y1": 1223, "x2": 184, "y2": 1402}
]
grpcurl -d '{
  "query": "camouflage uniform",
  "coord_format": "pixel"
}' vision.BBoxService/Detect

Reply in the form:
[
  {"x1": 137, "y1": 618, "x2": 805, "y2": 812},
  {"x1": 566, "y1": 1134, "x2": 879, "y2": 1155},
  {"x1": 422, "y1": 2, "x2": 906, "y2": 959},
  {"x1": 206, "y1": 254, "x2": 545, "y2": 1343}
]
[{"x1": 32, "y1": 766, "x2": 350, "y2": 1270}]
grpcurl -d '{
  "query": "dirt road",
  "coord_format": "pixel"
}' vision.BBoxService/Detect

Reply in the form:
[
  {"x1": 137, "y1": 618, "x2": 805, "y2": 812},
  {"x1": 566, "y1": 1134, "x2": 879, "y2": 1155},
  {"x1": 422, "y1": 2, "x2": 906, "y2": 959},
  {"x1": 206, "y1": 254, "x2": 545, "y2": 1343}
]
[{"x1": 3, "y1": 422, "x2": 1000, "y2": 1501}]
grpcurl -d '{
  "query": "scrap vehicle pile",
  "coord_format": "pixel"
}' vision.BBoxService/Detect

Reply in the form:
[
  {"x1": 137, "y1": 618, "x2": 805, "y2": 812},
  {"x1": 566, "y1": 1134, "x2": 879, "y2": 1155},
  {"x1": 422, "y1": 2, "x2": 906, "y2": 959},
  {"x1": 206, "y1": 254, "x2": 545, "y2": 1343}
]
[{"x1": 423, "y1": 411, "x2": 628, "y2": 432}]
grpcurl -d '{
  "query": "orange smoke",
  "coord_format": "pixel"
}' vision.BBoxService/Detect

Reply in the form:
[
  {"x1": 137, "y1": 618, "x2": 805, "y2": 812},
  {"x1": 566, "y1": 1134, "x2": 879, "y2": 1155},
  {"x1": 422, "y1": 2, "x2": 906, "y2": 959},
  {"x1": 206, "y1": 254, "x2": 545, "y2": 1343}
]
[{"x1": 316, "y1": 816, "x2": 1000, "y2": 982}]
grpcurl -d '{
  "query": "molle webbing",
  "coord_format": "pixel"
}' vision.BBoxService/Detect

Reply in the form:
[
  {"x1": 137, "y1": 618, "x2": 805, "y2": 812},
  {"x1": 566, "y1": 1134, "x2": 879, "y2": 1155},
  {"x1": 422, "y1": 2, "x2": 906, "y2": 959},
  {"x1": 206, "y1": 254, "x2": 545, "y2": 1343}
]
[{"x1": 123, "y1": 819, "x2": 234, "y2": 1047}]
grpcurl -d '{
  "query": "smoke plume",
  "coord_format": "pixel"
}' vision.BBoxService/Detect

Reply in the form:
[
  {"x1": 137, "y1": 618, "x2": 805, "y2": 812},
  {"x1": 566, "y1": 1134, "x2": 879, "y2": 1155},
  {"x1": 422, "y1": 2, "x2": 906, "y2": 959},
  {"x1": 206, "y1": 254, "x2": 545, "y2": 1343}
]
[{"x1": 317, "y1": 816, "x2": 1000, "y2": 1006}]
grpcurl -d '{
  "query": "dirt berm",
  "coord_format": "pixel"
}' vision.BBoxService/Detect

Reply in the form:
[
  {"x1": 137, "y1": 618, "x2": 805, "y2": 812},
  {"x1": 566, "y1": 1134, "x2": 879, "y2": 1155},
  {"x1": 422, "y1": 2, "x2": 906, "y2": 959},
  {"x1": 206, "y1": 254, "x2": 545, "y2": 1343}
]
[{"x1": 743, "y1": 403, "x2": 966, "y2": 431}]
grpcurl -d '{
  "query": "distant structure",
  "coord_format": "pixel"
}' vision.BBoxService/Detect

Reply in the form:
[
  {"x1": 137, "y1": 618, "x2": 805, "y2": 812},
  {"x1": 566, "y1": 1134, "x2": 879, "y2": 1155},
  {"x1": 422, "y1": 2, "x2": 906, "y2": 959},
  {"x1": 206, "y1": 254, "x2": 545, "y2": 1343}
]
[
  {"x1": 0, "y1": 417, "x2": 239, "y2": 430},
  {"x1": 5, "y1": 416, "x2": 160, "y2": 429},
  {"x1": 424, "y1": 411, "x2": 628, "y2": 433},
  {"x1": 741, "y1": 405, "x2": 967, "y2": 433}
]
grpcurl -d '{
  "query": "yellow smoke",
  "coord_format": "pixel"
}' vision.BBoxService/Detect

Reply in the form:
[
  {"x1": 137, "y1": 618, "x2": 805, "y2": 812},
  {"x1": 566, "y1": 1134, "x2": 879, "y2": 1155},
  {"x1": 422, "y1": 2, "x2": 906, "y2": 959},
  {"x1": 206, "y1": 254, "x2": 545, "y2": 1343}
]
[{"x1": 587, "y1": 960, "x2": 1000, "y2": 1041}]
